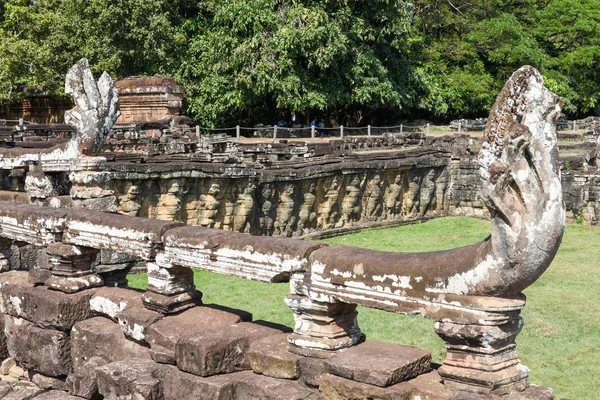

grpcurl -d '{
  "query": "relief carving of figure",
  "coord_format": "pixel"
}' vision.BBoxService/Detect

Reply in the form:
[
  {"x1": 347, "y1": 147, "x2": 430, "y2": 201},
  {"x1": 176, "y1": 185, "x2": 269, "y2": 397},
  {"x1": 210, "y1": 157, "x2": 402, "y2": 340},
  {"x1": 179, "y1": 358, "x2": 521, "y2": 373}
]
[
  {"x1": 259, "y1": 184, "x2": 275, "y2": 235},
  {"x1": 418, "y1": 169, "x2": 437, "y2": 217},
  {"x1": 118, "y1": 180, "x2": 142, "y2": 216},
  {"x1": 383, "y1": 174, "x2": 403, "y2": 218},
  {"x1": 233, "y1": 183, "x2": 256, "y2": 233},
  {"x1": 199, "y1": 183, "x2": 221, "y2": 228},
  {"x1": 295, "y1": 181, "x2": 317, "y2": 236},
  {"x1": 336, "y1": 175, "x2": 364, "y2": 228},
  {"x1": 274, "y1": 183, "x2": 296, "y2": 237},
  {"x1": 434, "y1": 169, "x2": 449, "y2": 216},
  {"x1": 363, "y1": 174, "x2": 383, "y2": 220},
  {"x1": 402, "y1": 173, "x2": 421, "y2": 219},
  {"x1": 220, "y1": 182, "x2": 236, "y2": 231},
  {"x1": 156, "y1": 180, "x2": 183, "y2": 221},
  {"x1": 317, "y1": 177, "x2": 340, "y2": 230}
]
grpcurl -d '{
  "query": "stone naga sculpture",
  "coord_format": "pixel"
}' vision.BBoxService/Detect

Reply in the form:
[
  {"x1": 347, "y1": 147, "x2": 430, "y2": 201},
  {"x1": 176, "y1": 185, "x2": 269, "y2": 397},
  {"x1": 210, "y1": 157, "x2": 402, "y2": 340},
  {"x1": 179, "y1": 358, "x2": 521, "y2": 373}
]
[
  {"x1": 286, "y1": 66, "x2": 565, "y2": 396},
  {"x1": 65, "y1": 58, "x2": 120, "y2": 156}
]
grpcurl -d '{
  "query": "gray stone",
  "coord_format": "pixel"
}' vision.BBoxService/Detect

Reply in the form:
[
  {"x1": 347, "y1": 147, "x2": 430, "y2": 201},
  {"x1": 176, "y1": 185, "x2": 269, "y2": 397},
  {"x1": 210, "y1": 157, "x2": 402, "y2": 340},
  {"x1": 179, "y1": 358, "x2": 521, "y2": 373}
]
[
  {"x1": 71, "y1": 317, "x2": 151, "y2": 370},
  {"x1": 175, "y1": 322, "x2": 284, "y2": 377},
  {"x1": 4, "y1": 315, "x2": 71, "y2": 377},
  {"x1": 247, "y1": 333, "x2": 303, "y2": 380},
  {"x1": 89, "y1": 287, "x2": 145, "y2": 320},
  {"x1": 0, "y1": 285, "x2": 95, "y2": 330},
  {"x1": 117, "y1": 307, "x2": 163, "y2": 343},
  {"x1": 29, "y1": 391, "x2": 82, "y2": 400},
  {"x1": 299, "y1": 357, "x2": 331, "y2": 388},
  {"x1": 28, "y1": 371, "x2": 69, "y2": 391},
  {"x1": 325, "y1": 341, "x2": 431, "y2": 387},
  {"x1": 2, "y1": 388, "x2": 44, "y2": 400},
  {"x1": 66, "y1": 356, "x2": 107, "y2": 399},
  {"x1": 160, "y1": 365, "x2": 236, "y2": 400},
  {"x1": 232, "y1": 370, "x2": 319, "y2": 400},
  {"x1": 146, "y1": 306, "x2": 245, "y2": 364},
  {"x1": 96, "y1": 358, "x2": 162, "y2": 400}
]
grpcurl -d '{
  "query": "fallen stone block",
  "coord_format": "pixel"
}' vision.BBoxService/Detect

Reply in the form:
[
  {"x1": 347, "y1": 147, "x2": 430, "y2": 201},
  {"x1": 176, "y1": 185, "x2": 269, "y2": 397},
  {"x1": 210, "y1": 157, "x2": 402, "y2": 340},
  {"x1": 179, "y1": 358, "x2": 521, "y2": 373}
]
[
  {"x1": 28, "y1": 390, "x2": 82, "y2": 400},
  {"x1": 28, "y1": 371, "x2": 69, "y2": 391},
  {"x1": 146, "y1": 306, "x2": 245, "y2": 364},
  {"x1": 175, "y1": 322, "x2": 284, "y2": 377},
  {"x1": 318, "y1": 373, "x2": 413, "y2": 400},
  {"x1": 0, "y1": 285, "x2": 95, "y2": 330},
  {"x1": 160, "y1": 365, "x2": 236, "y2": 400},
  {"x1": 96, "y1": 358, "x2": 163, "y2": 400},
  {"x1": 117, "y1": 307, "x2": 163, "y2": 343},
  {"x1": 89, "y1": 287, "x2": 145, "y2": 320},
  {"x1": 2, "y1": 387, "x2": 44, "y2": 400},
  {"x1": 247, "y1": 333, "x2": 303, "y2": 379},
  {"x1": 232, "y1": 370, "x2": 319, "y2": 400},
  {"x1": 0, "y1": 358, "x2": 15, "y2": 375},
  {"x1": 5, "y1": 315, "x2": 71, "y2": 377},
  {"x1": 298, "y1": 356, "x2": 331, "y2": 388},
  {"x1": 66, "y1": 356, "x2": 107, "y2": 399},
  {"x1": 71, "y1": 317, "x2": 151, "y2": 370},
  {"x1": 325, "y1": 341, "x2": 431, "y2": 387}
]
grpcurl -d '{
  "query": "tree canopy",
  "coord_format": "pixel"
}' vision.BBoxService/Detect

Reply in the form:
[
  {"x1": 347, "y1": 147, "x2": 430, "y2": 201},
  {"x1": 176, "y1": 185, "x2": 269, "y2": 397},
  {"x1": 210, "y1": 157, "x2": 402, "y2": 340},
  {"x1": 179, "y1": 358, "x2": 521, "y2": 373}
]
[{"x1": 0, "y1": 0, "x2": 599, "y2": 125}]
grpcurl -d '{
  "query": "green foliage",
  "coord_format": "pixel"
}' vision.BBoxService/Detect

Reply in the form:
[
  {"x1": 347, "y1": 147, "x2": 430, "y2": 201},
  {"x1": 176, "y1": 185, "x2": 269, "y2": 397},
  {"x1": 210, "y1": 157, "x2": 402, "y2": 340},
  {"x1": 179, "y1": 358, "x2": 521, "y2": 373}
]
[
  {"x1": 563, "y1": 160, "x2": 571, "y2": 171},
  {"x1": 576, "y1": 210, "x2": 584, "y2": 224},
  {"x1": 1, "y1": 0, "x2": 600, "y2": 123}
]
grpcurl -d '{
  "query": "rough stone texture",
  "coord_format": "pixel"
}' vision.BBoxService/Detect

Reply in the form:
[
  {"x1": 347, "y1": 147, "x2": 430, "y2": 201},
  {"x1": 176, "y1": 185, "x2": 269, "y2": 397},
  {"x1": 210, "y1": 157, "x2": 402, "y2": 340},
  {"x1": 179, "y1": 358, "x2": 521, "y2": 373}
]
[
  {"x1": 28, "y1": 371, "x2": 69, "y2": 391},
  {"x1": 318, "y1": 373, "x2": 413, "y2": 400},
  {"x1": 299, "y1": 357, "x2": 331, "y2": 388},
  {"x1": 4, "y1": 315, "x2": 71, "y2": 377},
  {"x1": 160, "y1": 365, "x2": 236, "y2": 400},
  {"x1": 247, "y1": 333, "x2": 303, "y2": 380},
  {"x1": 29, "y1": 391, "x2": 82, "y2": 400},
  {"x1": 2, "y1": 387, "x2": 44, "y2": 400},
  {"x1": 0, "y1": 285, "x2": 95, "y2": 330},
  {"x1": 117, "y1": 307, "x2": 163, "y2": 343},
  {"x1": 96, "y1": 358, "x2": 162, "y2": 400},
  {"x1": 0, "y1": 382, "x2": 11, "y2": 398},
  {"x1": 175, "y1": 322, "x2": 284, "y2": 377},
  {"x1": 71, "y1": 317, "x2": 151, "y2": 370},
  {"x1": 146, "y1": 306, "x2": 245, "y2": 365},
  {"x1": 66, "y1": 356, "x2": 107, "y2": 399},
  {"x1": 232, "y1": 370, "x2": 319, "y2": 400},
  {"x1": 325, "y1": 341, "x2": 431, "y2": 387},
  {"x1": 90, "y1": 287, "x2": 145, "y2": 320}
]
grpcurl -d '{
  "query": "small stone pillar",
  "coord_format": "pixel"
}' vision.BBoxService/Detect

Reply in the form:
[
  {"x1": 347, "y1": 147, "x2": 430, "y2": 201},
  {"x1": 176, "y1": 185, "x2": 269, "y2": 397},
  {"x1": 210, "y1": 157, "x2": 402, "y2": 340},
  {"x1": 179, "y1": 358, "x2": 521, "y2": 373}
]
[
  {"x1": 142, "y1": 252, "x2": 201, "y2": 314},
  {"x1": 44, "y1": 243, "x2": 103, "y2": 293},
  {"x1": 285, "y1": 294, "x2": 365, "y2": 358},
  {"x1": 434, "y1": 299, "x2": 529, "y2": 395}
]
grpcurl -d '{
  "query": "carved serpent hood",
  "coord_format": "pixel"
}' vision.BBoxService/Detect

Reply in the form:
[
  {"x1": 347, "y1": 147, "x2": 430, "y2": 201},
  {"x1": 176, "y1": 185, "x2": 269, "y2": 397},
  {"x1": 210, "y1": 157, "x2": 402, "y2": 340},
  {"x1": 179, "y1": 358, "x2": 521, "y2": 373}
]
[{"x1": 307, "y1": 66, "x2": 566, "y2": 298}]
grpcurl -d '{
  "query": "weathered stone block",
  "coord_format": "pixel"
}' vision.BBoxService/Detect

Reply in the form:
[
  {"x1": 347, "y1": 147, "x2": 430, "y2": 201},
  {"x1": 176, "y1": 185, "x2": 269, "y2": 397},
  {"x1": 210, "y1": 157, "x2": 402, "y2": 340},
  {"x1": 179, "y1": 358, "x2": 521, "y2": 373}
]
[
  {"x1": 66, "y1": 356, "x2": 107, "y2": 399},
  {"x1": 175, "y1": 322, "x2": 284, "y2": 377},
  {"x1": 29, "y1": 391, "x2": 82, "y2": 400},
  {"x1": 325, "y1": 341, "x2": 431, "y2": 387},
  {"x1": 4, "y1": 315, "x2": 71, "y2": 377},
  {"x1": 28, "y1": 371, "x2": 69, "y2": 391},
  {"x1": 117, "y1": 307, "x2": 163, "y2": 343},
  {"x1": 2, "y1": 387, "x2": 44, "y2": 400},
  {"x1": 71, "y1": 317, "x2": 151, "y2": 370},
  {"x1": 146, "y1": 306, "x2": 245, "y2": 364},
  {"x1": 0, "y1": 285, "x2": 95, "y2": 330},
  {"x1": 160, "y1": 365, "x2": 236, "y2": 400},
  {"x1": 318, "y1": 373, "x2": 413, "y2": 400},
  {"x1": 247, "y1": 333, "x2": 303, "y2": 380},
  {"x1": 232, "y1": 370, "x2": 319, "y2": 400},
  {"x1": 299, "y1": 357, "x2": 331, "y2": 388},
  {"x1": 96, "y1": 358, "x2": 162, "y2": 400},
  {"x1": 89, "y1": 287, "x2": 144, "y2": 320}
]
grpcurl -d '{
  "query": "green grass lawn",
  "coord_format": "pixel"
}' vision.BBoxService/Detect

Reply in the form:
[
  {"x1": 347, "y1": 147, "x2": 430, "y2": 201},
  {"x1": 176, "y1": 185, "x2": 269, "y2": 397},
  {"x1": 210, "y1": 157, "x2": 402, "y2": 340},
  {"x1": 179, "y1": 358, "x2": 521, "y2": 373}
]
[{"x1": 128, "y1": 217, "x2": 599, "y2": 399}]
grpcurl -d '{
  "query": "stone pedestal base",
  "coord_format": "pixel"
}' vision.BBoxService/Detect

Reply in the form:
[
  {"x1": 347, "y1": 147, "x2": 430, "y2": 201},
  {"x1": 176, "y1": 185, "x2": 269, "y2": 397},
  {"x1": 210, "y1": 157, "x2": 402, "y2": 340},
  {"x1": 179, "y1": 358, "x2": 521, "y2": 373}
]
[
  {"x1": 142, "y1": 254, "x2": 201, "y2": 314},
  {"x1": 435, "y1": 311, "x2": 529, "y2": 395},
  {"x1": 44, "y1": 243, "x2": 103, "y2": 293},
  {"x1": 285, "y1": 294, "x2": 364, "y2": 358}
]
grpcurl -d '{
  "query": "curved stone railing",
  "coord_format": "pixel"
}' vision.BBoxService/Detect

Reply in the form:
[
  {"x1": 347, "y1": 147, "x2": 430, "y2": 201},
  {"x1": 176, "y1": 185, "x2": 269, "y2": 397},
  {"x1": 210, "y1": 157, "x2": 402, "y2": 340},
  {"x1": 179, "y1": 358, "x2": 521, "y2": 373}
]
[{"x1": 0, "y1": 66, "x2": 563, "y2": 398}]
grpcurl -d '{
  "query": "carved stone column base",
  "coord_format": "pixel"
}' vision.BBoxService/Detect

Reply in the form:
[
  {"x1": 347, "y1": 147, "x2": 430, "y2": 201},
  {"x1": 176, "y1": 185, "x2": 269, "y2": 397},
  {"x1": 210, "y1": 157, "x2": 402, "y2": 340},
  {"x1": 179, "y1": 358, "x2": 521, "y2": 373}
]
[
  {"x1": 142, "y1": 290, "x2": 202, "y2": 314},
  {"x1": 142, "y1": 254, "x2": 202, "y2": 314},
  {"x1": 435, "y1": 314, "x2": 529, "y2": 395},
  {"x1": 285, "y1": 294, "x2": 365, "y2": 358},
  {"x1": 44, "y1": 243, "x2": 103, "y2": 293}
]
